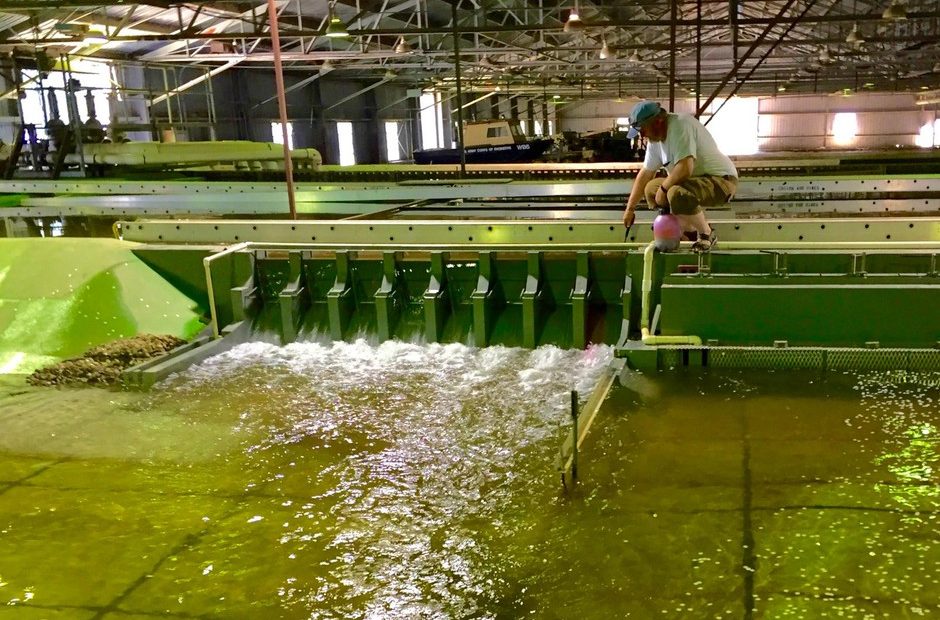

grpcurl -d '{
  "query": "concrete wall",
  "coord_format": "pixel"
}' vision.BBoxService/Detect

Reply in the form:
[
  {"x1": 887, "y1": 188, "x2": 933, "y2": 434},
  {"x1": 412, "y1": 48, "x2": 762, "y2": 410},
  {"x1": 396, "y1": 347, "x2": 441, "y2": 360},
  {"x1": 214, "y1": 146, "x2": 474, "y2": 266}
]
[{"x1": 559, "y1": 93, "x2": 940, "y2": 152}]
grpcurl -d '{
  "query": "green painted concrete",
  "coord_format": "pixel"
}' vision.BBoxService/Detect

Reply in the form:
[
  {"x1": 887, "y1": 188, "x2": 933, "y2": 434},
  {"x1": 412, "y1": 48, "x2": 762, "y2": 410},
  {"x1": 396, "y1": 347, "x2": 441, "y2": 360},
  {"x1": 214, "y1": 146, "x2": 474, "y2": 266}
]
[{"x1": 0, "y1": 238, "x2": 205, "y2": 374}]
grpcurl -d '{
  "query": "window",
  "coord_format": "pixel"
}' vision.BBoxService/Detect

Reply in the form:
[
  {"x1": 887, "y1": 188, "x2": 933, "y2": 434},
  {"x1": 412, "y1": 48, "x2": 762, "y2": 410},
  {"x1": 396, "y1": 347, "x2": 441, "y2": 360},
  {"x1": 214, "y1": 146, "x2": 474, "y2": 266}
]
[
  {"x1": 419, "y1": 92, "x2": 443, "y2": 150},
  {"x1": 21, "y1": 59, "x2": 113, "y2": 132},
  {"x1": 831, "y1": 112, "x2": 858, "y2": 146},
  {"x1": 384, "y1": 121, "x2": 401, "y2": 161},
  {"x1": 486, "y1": 126, "x2": 505, "y2": 138},
  {"x1": 336, "y1": 121, "x2": 356, "y2": 166},
  {"x1": 271, "y1": 122, "x2": 294, "y2": 150},
  {"x1": 700, "y1": 97, "x2": 760, "y2": 155},
  {"x1": 534, "y1": 119, "x2": 543, "y2": 136},
  {"x1": 547, "y1": 120, "x2": 555, "y2": 136},
  {"x1": 914, "y1": 119, "x2": 940, "y2": 148}
]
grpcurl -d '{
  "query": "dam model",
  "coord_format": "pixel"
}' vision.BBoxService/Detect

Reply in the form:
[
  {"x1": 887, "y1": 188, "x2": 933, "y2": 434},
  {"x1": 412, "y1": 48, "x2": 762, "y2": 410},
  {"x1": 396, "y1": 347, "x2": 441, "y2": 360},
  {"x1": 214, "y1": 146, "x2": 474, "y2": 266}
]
[
  {"x1": 2, "y1": 164, "x2": 940, "y2": 483},
  {"x1": 3, "y1": 165, "x2": 939, "y2": 381}
]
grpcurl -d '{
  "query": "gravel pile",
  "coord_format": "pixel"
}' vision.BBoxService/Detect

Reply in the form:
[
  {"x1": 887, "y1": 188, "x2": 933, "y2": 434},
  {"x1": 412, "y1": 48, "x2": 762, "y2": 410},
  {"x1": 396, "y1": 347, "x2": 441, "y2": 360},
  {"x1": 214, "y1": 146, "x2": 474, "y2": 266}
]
[{"x1": 27, "y1": 334, "x2": 186, "y2": 387}]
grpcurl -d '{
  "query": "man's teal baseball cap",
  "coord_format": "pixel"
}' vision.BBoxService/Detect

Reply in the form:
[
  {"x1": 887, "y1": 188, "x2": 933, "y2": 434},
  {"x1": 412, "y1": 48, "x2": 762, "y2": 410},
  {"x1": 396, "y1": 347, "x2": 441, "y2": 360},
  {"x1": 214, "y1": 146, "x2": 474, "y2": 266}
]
[{"x1": 627, "y1": 100, "x2": 662, "y2": 138}]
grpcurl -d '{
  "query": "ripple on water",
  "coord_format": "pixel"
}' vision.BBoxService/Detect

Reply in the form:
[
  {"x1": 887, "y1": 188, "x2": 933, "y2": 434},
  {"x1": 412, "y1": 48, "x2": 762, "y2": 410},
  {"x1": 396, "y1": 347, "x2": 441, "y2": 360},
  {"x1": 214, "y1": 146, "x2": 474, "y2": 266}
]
[{"x1": 140, "y1": 340, "x2": 613, "y2": 618}]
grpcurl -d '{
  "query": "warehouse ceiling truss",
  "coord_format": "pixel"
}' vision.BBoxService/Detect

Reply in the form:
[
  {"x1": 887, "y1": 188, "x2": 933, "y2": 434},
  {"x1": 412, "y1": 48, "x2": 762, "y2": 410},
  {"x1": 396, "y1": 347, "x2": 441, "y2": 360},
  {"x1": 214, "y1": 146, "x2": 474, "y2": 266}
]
[{"x1": 0, "y1": 0, "x2": 938, "y2": 100}]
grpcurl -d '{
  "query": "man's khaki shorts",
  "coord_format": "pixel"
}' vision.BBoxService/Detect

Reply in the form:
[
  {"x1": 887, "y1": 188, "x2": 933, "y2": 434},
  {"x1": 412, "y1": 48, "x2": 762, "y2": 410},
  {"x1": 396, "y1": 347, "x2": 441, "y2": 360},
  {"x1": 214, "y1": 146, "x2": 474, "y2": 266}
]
[{"x1": 644, "y1": 175, "x2": 738, "y2": 215}]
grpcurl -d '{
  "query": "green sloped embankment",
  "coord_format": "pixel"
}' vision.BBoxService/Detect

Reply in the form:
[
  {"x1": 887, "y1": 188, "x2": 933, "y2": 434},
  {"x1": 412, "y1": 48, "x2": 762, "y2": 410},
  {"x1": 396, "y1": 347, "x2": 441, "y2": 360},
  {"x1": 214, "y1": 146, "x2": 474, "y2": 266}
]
[{"x1": 0, "y1": 238, "x2": 205, "y2": 374}]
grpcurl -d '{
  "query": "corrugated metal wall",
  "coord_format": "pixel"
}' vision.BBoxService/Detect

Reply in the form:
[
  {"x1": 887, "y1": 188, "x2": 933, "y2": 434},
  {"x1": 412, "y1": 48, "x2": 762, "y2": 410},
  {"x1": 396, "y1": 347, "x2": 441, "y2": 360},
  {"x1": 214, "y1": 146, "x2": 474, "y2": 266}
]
[
  {"x1": 758, "y1": 93, "x2": 937, "y2": 150},
  {"x1": 559, "y1": 93, "x2": 940, "y2": 152}
]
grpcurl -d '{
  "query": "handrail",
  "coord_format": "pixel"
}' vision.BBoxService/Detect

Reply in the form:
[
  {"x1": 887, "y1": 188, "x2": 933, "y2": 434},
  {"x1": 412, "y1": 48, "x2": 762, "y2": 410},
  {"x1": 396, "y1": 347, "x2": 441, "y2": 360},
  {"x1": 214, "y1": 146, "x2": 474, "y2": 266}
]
[{"x1": 203, "y1": 242, "x2": 250, "y2": 338}]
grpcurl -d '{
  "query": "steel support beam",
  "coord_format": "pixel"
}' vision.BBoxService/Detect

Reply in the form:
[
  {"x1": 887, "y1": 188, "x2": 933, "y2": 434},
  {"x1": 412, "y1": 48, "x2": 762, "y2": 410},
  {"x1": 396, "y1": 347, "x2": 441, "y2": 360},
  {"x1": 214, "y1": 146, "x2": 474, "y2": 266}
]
[
  {"x1": 9, "y1": 12, "x2": 940, "y2": 44},
  {"x1": 115, "y1": 217, "x2": 940, "y2": 247},
  {"x1": 705, "y1": 0, "x2": 820, "y2": 124},
  {"x1": 324, "y1": 76, "x2": 395, "y2": 111},
  {"x1": 697, "y1": 0, "x2": 800, "y2": 116},
  {"x1": 669, "y1": 0, "x2": 677, "y2": 110}
]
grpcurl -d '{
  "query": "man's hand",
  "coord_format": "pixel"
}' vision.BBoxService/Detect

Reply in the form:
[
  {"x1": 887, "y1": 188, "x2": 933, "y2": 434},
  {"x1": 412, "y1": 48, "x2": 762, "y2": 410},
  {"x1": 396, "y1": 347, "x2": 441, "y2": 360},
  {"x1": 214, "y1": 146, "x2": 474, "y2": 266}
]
[
  {"x1": 623, "y1": 208, "x2": 636, "y2": 229},
  {"x1": 655, "y1": 185, "x2": 669, "y2": 208}
]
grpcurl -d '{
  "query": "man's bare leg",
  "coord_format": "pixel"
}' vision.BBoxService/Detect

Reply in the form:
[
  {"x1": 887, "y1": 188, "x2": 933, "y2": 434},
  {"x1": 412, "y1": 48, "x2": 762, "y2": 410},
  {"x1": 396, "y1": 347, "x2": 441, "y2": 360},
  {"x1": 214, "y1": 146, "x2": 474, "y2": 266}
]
[{"x1": 676, "y1": 211, "x2": 711, "y2": 237}]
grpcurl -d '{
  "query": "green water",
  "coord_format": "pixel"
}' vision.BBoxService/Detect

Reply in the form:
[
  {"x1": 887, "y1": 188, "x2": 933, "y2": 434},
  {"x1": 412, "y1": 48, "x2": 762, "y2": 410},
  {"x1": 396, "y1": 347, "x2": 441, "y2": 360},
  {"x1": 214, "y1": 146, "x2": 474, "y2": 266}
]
[
  {"x1": 0, "y1": 238, "x2": 204, "y2": 374},
  {"x1": 0, "y1": 342, "x2": 938, "y2": 619}
]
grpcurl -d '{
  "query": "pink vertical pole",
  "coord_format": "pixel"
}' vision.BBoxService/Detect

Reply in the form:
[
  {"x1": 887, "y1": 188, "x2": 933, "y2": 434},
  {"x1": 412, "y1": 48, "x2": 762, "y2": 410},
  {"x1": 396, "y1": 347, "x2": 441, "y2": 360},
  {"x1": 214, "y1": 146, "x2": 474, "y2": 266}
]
[{"x1": 267, "y1": 0, "x2": 297, "y2": 219}]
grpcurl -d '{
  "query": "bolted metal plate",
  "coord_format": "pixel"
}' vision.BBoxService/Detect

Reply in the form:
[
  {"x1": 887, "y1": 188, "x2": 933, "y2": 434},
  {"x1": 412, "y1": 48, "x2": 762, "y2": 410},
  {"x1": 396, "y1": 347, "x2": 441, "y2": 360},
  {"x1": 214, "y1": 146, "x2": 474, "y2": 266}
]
[{"x1": 115, "y1": 217, "x2": 940, "y2": 246}]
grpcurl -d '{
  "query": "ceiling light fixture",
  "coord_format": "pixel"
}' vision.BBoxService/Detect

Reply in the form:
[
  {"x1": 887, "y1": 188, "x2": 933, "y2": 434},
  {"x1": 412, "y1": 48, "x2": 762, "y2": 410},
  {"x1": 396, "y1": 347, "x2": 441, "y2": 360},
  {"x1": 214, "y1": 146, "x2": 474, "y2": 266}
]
[
  {"x1": 818, "y1": 47, "x2": 832, "y2": 64},
  {"x1": 394, "y1": 37, "x2": 412, "y2": 54},
  {"x1": 599, "y1": 38, "x2": 610, "y2": 60},
  {"x1": 563, "y1": 3, "x2": 583, "y2": 33},
  {"x1": 628, "y1": 49, "x2": 642, "y2": 64},
  {"x1": 933, "y1": 61, "x2": 940, "y2": 73},
  {"x1": 846, "y1": 23, "x2": 865, "y2": 47},
  {"x1": 320, "y1": 59, "x2": 334, "y2": 73},
  {"x1": 325, "y1": 7, "x2": 349, "y2": 38},
  {"x1": 882, "y1": 0, "x2": 907, "y2": 20}
]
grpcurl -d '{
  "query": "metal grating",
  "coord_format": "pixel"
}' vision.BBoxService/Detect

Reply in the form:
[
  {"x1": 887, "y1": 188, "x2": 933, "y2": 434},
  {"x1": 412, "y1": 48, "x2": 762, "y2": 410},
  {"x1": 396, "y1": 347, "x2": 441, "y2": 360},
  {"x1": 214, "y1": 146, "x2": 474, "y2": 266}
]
[
  {"x1": 706, "y1": 347, "x2": 825, "y2": 370},
  {"x1": 659, "y1": 349, "x2": 684, "y2": 369},
  {"x1": 827, "y1": 349, "x2": 915, "y2": 371},
  {"x1": 910, "y1": 349, "x2": 940, "y2": 371},
  {"x1": 639, "y1": 345, "x2": 940, "y2": 371}
]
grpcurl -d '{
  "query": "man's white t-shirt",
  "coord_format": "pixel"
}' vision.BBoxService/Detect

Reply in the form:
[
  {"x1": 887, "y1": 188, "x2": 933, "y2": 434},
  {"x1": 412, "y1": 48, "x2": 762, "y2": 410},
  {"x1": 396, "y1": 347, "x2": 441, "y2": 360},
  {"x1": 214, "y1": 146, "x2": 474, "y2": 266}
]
[{"x1": 643, "y1": 113, "x2": 738, "y2": 178}]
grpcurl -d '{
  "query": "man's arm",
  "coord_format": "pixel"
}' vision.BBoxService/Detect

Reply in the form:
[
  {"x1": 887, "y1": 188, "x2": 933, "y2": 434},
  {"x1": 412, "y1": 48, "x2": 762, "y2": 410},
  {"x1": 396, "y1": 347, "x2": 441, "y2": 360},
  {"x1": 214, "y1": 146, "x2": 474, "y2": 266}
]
[
  {"x1": 653, "y1": 155, "x2": 695, "y2": 208},
  {"x1": 623, "y1": 166, "x2": 657, "y2": 227}
]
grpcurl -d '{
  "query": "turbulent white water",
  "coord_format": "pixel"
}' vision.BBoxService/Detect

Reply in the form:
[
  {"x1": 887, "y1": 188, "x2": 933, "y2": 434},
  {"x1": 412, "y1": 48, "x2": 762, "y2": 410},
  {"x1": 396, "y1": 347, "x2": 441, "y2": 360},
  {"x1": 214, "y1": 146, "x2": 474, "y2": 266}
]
[{"x1": 149, "y1": 340, "x2": 614, "y2": 618}]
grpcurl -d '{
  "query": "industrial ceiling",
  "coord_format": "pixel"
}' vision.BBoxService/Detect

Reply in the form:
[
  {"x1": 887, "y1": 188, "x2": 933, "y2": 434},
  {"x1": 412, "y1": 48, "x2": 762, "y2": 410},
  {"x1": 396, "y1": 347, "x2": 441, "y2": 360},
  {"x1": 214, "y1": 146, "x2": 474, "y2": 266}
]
[{"x1": 1, "y1": 0, "x2": 939, "y2": 106}]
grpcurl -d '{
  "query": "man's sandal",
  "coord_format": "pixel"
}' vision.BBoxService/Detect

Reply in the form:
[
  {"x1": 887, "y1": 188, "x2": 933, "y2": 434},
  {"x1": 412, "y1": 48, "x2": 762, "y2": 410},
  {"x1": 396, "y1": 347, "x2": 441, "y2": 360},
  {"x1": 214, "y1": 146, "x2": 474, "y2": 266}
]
[{"x1": 692, "y1": 229, "x2": 718, "y2": 253}]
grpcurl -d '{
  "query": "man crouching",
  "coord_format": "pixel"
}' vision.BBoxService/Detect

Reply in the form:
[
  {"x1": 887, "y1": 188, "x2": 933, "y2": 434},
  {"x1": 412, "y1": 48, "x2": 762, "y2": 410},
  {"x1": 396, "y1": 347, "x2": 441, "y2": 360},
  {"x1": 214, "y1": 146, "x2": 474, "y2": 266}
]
[{"x1": 622, "y1": 100, "x2": 738, "y2": 252}]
